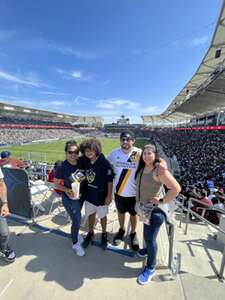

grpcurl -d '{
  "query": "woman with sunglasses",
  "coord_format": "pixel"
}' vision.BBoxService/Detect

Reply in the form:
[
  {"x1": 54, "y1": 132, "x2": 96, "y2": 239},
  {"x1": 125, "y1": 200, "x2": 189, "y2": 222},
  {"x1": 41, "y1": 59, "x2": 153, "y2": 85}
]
[
  {"x1": 135, "y1": 144, "x2": 181, "y2": 285},
  {"x1": 54, "y1": 140, "x2": 85, "y2": 256}
]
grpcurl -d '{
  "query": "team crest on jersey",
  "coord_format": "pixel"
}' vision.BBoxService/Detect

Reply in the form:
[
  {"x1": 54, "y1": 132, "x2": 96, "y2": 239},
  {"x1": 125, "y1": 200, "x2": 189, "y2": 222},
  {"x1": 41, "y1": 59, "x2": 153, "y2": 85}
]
[
  {"x1": 72, "y1": 169, "x2": 86, "y2": 182},
  {"x1": 86, "y1": 169, "x2": 96, "y2": 183},
  {"x1": 129, "y1": 151, "x2": 140, "y2": 163}
]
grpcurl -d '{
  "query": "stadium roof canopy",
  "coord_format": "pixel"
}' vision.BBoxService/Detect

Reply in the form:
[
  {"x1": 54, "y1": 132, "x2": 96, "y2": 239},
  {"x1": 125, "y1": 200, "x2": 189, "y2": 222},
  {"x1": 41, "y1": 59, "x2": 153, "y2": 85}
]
[
  {"x1": 0, "y1": 102, "x2": 103, "y2": 126},
  {"x1": 142, "y1": 0, "x2": 225, "y2": 125}
]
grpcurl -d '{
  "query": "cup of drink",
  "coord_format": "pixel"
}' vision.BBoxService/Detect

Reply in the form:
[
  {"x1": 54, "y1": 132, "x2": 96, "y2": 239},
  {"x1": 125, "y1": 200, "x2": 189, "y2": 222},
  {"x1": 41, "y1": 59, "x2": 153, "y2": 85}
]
[{"x1": 71, "y1": 181, "x2": 80, "y2": 200}]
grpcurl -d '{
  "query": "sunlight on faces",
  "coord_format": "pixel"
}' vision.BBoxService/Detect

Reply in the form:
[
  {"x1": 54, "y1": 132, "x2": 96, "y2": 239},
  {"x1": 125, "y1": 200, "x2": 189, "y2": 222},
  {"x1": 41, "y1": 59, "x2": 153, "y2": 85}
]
[
  {"x1": 120, "y1": 137, "x2": 135, "y2": 150},
  {"x1": 66, "y1": 145, "x2": 79, "y2": 163},
  {"x1": 84, "y1": 148, "x2": 97, "y2": 161},
  {"x1": 142, "y1": 147, "x2": 156, "y2": 165}
]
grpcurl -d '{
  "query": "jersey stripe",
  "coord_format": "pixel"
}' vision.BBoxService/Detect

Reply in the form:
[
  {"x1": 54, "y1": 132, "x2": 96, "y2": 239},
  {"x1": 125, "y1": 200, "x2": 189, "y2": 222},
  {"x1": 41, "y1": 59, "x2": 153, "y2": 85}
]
[{"x1": 117, "y1": 169, "x2": 132, "y2": 195}]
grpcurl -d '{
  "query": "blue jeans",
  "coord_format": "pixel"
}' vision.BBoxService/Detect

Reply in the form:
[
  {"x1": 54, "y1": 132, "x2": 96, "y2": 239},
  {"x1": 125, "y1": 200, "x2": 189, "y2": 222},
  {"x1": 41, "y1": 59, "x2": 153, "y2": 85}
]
[
  {"x1": 62, "y1": 194, "x2": 83, "y2": 245},
  {"x1": 144, "y1": 209, "x2": 165, "y2": 269},
  {"x1": 0, "y1": 215, "x2": 9, "y2": 250}
]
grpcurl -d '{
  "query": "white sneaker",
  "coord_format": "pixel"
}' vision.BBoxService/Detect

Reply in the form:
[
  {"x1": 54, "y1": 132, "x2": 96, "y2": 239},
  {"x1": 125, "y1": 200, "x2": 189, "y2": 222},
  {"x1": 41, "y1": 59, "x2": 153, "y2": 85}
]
[
  {"x1": 78, "y1": 234, "x2": 84, "y2": 244},
  {"x1": 72, "y1": 242, "x2": 85, "y2": 257}
]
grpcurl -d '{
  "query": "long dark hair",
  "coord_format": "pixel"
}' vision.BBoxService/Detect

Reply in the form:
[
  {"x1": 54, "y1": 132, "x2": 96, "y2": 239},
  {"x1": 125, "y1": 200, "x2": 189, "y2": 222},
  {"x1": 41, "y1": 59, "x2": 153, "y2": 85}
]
[{"x1": 135, "y1": 144, "x2": 160, "y2": 179}]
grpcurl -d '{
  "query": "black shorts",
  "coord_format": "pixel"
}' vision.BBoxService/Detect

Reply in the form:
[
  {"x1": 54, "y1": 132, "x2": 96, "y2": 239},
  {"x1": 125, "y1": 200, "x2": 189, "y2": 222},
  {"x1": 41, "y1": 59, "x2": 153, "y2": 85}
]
[{"x1": 114, "y1": 194, "x2": 136, "y2": 216}]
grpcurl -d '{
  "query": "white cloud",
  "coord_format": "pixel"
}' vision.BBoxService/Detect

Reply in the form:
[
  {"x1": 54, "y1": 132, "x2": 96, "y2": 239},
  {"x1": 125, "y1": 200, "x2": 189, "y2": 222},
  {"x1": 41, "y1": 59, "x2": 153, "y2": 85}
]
[
  {"x1": 173, "y1": 35, "x2": 209, "y2": 49},
  {"x1": 0, "y1": 69, "x2": 55, "y2": 90},
  {"x1": 187, "y1": 36, "x2": 209, "y2": 47},
  {"x1": 94, "y1": 98, "x2": 160, "y2": 123},
  {"x1": 56, "y1": 68, "x2": 93, "y2": 82},
  {"x1": 71, "y1": 71, "x2": 82, "y2": 79},
  {"x1": 38, "y1": 91, "x2": 71, "y2": 96},
  {"x1": 96, "y1": 98, "x2": 139, "y2": 110},
  {"x1": 0, "y1": 70, "x2": 40, "y2": 87},
  {"x1": 40, "y1": 100, "x2": 66, "y2": 107},
  {"x1": 0, "y1": 30, "x2": 16, "y2": 41},
  {"x1": 4, "y1": 30, "x2": 99, "y2": 60},
  {"x1": 54, "y1": 46, "x2": 99, "y2": 59}
]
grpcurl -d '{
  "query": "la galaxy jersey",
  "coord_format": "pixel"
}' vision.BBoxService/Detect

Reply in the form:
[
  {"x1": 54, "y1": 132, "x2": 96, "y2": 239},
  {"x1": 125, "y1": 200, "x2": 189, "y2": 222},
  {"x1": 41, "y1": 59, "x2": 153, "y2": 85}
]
[{"x1": 107, "y1": 147, "x2": 141, "y2": 197}]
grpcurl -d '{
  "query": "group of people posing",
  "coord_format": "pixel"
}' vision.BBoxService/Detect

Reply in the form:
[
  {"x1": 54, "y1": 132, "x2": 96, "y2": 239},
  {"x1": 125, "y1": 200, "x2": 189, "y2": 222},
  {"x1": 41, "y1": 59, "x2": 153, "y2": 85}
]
[
  {"x1": 0, "y1": 130, "x2": 181, "y2": 285},
  {"x1": 54, "y1": 130, "x2": 181, "y2": 284}
]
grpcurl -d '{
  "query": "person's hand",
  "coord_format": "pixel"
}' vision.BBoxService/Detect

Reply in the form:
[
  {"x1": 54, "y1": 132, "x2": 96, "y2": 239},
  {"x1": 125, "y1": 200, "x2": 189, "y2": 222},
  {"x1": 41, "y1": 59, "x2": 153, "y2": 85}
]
[
  {"x1": 0, "y1": 203, "x2": 10, "y2": 217},
  {"x1": 105, "y1": 196, "x2": 112, "y2": 205},
  {"x1": 65, "y1": 189, "x2": 75, "y2": 199},
  {"x1": 149, "y1": 197, "x2": 160, "y2": 205},
  {"x1": 155, "y1": 159, "x2": 168, "y2": 176}
]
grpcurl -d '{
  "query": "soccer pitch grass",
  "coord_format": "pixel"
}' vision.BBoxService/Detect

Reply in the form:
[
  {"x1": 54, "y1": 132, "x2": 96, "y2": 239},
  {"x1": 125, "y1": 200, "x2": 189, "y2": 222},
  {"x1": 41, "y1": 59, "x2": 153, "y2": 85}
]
[{"x1": 1, "y1": 138, "x2": 148, "y2": 164}]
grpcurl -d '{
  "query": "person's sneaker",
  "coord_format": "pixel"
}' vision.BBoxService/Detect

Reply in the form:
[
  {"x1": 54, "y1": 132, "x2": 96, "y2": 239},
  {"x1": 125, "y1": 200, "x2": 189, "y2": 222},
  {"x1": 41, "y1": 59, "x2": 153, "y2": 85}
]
[
  {"x1": 0, "y1": 247, "x2": 16, "y2": 263},
  {"x1": 113, "y1": 228, "x2": 125, "y2": 246},
  {"x1": 78, "y1": 234, "x2": 84, "y2": 244},
  {"x1": 137, "y1": 248, "x2": 147, "y2": 258},
  {"x1": 101, "y1": 232, "x2": 108, "y2": 250},
  {"x1": 137, "y1": 266, "x2": 156, "y2": 285},
  {"x1": 72, "y1": 242, "x2": 85, "y2": 257},
  {"x1": 130, "y1": 232, "x2": 139, "y2": 251},
  {"x1": 82, "y1": 231, "x2": 94, "y2": 249}
]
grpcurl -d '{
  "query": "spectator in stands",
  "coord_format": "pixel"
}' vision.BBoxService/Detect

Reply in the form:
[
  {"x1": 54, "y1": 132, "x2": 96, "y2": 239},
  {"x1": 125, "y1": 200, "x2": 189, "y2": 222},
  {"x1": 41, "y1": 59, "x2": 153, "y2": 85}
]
[
  {"x1": 48, "y1": 160, "x2": 63, "y2": 195},
  {"x1": 205, "y1": 190, "x2": 225, "y2": 225},
  {"x1": 79, "y1": 138, "x2": 114, "y2": 250},
  {"x1": 0, "y1": 167, "x2": 16, "y2": 262},
  {"x1": 0, "y1": 151, "x2": 26, "y2": 169},
  {"x1": 0, "y1": 151, "x2": 12, "y2": 168},
  {"x1": 135, "y1": 144, "x2": 181, "y2": 285},
  {"x1": 54, "y1": 141, "x2": 85, "y2": 257},
  {"x1": 189, "y1": 189, "x2": 213, "y2": 219}
]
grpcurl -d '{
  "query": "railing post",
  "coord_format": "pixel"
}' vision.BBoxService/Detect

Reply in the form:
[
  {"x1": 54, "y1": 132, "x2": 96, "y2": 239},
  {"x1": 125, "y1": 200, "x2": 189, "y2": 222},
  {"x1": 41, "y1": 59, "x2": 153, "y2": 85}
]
[
  {"x1": 179, "y1": 197, "x2": 185, "y2": 228},
  {"x1": 184, "y1": 201, "x2": 191, "y2": 235},
  {"x1": 168, "y1": 223, "x2": 174, "y2": 268},
  {"x1": 219, "y1": 245, "x2": 225, "y2": 279}
]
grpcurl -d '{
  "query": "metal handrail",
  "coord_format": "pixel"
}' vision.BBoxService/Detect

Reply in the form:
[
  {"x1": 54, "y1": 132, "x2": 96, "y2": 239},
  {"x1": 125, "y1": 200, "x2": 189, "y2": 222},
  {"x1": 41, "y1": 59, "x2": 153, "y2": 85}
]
[{"x1": 176, "y1": 199, "x2": 225, "y2": 279}]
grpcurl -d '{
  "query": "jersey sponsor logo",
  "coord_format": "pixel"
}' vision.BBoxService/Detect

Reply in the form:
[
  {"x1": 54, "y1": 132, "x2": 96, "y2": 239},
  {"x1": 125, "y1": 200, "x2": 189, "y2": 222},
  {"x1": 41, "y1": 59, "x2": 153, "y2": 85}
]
[{"x1": 86, "y1": 169, "x2": 96, "y2": 183}]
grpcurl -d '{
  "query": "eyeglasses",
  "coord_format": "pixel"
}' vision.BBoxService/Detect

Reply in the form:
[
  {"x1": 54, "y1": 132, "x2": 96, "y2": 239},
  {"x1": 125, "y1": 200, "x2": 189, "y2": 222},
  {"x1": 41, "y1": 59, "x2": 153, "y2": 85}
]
[
  {"x1": 121, "y1": 137, "x2": 132, "y2": 142},
  {"x1": 67, "y1": 150, "x2": 79, "y2": 155}
]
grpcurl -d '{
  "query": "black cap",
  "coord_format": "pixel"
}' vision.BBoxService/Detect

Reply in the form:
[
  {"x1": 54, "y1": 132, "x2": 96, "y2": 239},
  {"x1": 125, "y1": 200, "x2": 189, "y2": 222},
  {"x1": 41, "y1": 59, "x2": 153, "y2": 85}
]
[
  {"x1": 120, "y1": 130, "x2": 135, "y2": 140},
  {"x1": 1, "y1": 151, "x2": 11, "y2": 159}
]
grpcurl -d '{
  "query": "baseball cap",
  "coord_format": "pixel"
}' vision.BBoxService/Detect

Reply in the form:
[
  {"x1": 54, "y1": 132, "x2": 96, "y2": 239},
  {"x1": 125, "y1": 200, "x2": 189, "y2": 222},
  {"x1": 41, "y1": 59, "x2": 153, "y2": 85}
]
[
  {"x1": 1, "y1": 151, "x2": 11, "y2": 159},
  {"x1": 120, "y1": 130, "x2": 135, "y2": 140}
]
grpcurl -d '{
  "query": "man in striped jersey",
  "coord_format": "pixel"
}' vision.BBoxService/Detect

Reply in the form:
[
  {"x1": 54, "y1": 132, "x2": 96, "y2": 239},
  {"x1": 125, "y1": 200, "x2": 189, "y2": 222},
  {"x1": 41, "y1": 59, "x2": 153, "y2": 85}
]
[{"x1": 107, "y1": 131, "x2": 142, "y2": 251}]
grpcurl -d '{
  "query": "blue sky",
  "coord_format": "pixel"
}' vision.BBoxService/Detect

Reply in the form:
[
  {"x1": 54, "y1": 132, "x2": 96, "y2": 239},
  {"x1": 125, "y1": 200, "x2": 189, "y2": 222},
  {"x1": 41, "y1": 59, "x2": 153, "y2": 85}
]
[{"x1": 0, "y1": 0, "x2": 223, "y2": 123}]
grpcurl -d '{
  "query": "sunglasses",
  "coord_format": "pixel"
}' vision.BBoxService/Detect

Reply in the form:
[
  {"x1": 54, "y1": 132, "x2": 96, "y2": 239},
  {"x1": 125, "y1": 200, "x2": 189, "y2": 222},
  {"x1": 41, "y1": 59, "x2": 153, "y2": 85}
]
[
  {"x1": 121, "y1": 137, "x2": 132, "y2": 142},
  {"x1": 67, "y1": 150, "x2": 79, "y2": 155}
]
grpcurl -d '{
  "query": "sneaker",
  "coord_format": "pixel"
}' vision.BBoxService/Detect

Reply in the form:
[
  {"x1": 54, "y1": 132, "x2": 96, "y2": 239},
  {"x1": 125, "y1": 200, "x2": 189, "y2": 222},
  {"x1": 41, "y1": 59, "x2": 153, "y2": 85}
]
[
  {"x1": 101, "y1": 232, "x2": 108, "y2": 250},
  {"x1": 82, "y1": 231, "x2": 94, "y2": 249},
  {"x1": 130, "y1": 232, "x2": 139, "y2": 251},
  {"x1": 113, "y1": 228, "x2": 125, "y2": 246},
  {"x1": 137, "y1": 248, "x2": 147, "y2": 258},
  {"x1": 0, "y1": 247, "x2": 16, "y2": 263},
  {"x1": 78, "y1": 234, "x2": 84, "y2": 244},
  {"x1": 137, "y1": 266, "x2": 156, "y2": 285},
  {"x1": 72, "y1": 242, "x2": 85, "y2": 257}
]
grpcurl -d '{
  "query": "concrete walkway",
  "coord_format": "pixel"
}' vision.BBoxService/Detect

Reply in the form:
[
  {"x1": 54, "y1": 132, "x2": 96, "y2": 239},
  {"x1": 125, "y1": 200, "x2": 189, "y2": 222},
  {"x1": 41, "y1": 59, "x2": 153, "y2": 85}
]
[{"x1": 0, "y1": 208, "x2": 225, "y2": 300}]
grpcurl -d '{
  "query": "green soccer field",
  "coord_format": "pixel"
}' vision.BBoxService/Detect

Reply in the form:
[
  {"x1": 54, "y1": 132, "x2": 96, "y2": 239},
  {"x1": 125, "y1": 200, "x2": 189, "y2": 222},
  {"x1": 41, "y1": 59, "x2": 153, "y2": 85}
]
[{"x1": 0, "y1": 138, "x2": 149, "y2": 164}]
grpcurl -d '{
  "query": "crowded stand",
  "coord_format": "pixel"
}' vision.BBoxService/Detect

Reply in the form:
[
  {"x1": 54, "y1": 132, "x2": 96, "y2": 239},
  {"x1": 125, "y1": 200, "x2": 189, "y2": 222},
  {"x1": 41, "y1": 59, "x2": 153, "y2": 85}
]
[
  {"x1": 143, "y1": 129, "x2": 225, "y2": 224},
  {"x1": 0, "y1": 128, "x2": 80, "y2": 145},
  {"x1": 0, "y1": 116, "x2": 71, "y2": 127}
]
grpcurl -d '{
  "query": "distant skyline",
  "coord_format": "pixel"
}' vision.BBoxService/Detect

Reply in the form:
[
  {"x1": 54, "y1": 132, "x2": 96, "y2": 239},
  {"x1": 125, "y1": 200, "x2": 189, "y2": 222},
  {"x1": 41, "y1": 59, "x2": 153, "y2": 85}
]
[{"x1": 0, "y1": 0, "x2": 223, "y2": 123}]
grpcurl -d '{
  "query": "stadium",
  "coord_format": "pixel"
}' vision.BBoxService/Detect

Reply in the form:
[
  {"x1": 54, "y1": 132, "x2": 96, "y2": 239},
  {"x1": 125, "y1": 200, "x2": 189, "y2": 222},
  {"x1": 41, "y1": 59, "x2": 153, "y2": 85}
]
[{"x1": 0, "y1": 1, "x2": 225, "y2": 300}]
